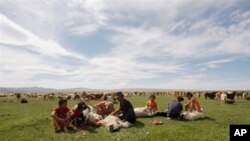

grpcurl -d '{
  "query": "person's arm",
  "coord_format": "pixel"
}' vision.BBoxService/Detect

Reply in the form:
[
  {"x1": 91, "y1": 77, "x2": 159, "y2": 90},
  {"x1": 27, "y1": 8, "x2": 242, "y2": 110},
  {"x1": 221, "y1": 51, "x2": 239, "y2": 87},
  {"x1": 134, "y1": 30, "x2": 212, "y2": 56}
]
[
  {"x1": 189, "y1": 98, "x2": 195, "y2": 112},
  {"x1": 93, "y1": 102, "x2": 102, "y2": 109},
  {"x1": 154, "y1": 102, "x2": 158, "y2": 111},
  {"x1": 194, "y1": 100, "x2": 201, "y2": 112},
  {"x1": 51, "y1": 111, "x2": 64, "y2": 121},
  {"x1": 66, "y1": 110, "x2": 73, "y2": 121},
  {"x1": 110, "y1": 109, "x2": 120, "y2": 116}
]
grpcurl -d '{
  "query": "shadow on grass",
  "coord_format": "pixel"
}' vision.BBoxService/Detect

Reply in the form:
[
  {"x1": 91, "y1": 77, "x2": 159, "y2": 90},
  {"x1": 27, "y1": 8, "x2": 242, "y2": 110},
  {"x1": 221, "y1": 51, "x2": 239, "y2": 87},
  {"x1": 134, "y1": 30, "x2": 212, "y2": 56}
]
[
  {"x1": 133, "y1": 120, "x2": 145, "y2": 128},
  {"x1": 74, "y1": 126, "x2": 100, "y2": 134},
  {"x1": 203, "y1": 116, "x2": 216, "y2": 121},
  {"x1": 177, "y1": 116, "x2": 216, "y2": 122},
  {"x1": 55, "y1": 126, "x2": 100, "y2": 134}
]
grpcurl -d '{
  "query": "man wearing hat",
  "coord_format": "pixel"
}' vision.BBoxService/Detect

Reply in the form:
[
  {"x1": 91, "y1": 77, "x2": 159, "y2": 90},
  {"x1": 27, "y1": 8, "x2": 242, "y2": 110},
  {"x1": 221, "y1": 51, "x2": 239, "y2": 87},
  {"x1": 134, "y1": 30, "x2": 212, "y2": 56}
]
[
  {"x1": 166, "y1": 96, "x2": 184, "y2": 119},
  {"x1": 111, "y1": 91, "x2": 136, "y2": 123}
]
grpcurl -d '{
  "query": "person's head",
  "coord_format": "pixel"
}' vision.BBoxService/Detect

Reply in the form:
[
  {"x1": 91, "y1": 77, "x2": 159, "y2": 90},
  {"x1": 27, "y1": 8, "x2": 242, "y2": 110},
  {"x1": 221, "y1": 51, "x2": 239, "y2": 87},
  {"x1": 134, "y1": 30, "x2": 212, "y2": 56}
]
[
  {"x1": 103, "y1": 95, "x2": 108, "y2": 101},
  {"x1": 186, "y1": 92, "x2": 193, "y2": 100},
  {"x1": 58, "y1": 99, "x2": 67, "y2": 108},
  {"x1": 105, "y1": 102, "x2": 115, "y2": 111},
  {"x1": 77, "y1": 101, "x2": 87, "y2": 110},
  {"x1": 149, "y1": 94, "x2": 156, "y2": 101},
  {"x1": 115, "y1": 91, "x2": 124, "y2": 102},
  {"x1": 177, "y1": 96, "x2": 184, "y2": 102}
]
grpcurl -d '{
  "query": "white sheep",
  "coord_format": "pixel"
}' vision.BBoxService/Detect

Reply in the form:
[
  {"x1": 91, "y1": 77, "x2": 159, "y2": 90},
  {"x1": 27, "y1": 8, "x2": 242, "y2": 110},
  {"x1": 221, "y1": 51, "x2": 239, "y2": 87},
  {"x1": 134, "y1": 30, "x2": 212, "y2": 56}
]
[
  {"x1": 134, "y1": 107, "x2": 156, "y2": 117},
  {"x1": 98, "y1": 115, "x2": 131, "y2": 132}
]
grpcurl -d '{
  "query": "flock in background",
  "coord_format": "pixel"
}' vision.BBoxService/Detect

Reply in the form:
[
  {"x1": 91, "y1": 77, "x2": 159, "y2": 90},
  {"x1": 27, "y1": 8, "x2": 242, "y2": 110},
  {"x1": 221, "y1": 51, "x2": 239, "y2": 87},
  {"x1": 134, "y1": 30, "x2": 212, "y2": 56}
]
[
  {"x1": 1, "y1": 90, "x2": 249, "y2": 102},
  {"x1": 0, "y1": 90, "x2": 249, "y2": 132}
]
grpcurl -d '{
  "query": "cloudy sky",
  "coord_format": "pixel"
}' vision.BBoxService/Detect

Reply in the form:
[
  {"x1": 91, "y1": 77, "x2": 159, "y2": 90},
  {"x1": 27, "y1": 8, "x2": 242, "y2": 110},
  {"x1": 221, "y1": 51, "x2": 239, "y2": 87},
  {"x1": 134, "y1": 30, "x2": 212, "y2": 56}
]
[{"x1": 0, "y1": 0, "x2": 250, "y2": 90}]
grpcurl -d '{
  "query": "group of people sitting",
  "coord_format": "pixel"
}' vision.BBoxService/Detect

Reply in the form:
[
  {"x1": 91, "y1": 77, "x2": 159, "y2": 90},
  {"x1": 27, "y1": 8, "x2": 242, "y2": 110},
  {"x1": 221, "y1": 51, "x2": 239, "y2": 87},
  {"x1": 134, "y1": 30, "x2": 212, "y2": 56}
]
[
  {"x1": 51, "y1": 91, "x2": 204, "y2": 133},
  {"x1": 51, "y1": 91, "x2": 136, "y2": 132}
]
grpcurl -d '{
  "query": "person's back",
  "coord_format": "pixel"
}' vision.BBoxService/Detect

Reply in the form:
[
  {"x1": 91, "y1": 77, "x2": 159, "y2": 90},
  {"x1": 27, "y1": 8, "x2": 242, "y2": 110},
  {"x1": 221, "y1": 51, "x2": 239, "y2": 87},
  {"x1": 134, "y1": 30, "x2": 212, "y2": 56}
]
[
  {"x1": 167, "y1": 97, "x2": 183, "y2": 118},
  {"x1": 183, "y1": 92, "x2": 205, "y2": 120},
  {"x1": 189, "y1": 97, "x2": 201, "y2": 112}
]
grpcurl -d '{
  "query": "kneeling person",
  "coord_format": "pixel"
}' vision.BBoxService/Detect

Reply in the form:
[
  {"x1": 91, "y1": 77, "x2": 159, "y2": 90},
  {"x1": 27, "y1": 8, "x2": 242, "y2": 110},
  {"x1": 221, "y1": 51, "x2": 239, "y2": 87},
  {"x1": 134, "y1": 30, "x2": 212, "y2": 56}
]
[{"x1": 111, "y1": 92, "x2": 136, "y2": 123}]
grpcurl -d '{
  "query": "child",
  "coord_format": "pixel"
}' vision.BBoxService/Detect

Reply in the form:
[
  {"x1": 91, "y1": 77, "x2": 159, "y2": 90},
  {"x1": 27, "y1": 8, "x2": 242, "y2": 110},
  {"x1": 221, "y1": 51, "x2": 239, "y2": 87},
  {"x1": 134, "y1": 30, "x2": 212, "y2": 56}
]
[
  {"x1": 167, "y1": 96, "x2": 184, "y2": 118},
  {"x1": 72, "y1": 101, "x2": 89, "y2": 128},
  {"x1": 146, "y1": 94, "x2": 157, "y2": 112},
  {"x1": 51, "y1": 99, "x2": 73, "y2": 132},
  {"x1": 94, "y1": 101, "x2": 115, "y2": 117}
]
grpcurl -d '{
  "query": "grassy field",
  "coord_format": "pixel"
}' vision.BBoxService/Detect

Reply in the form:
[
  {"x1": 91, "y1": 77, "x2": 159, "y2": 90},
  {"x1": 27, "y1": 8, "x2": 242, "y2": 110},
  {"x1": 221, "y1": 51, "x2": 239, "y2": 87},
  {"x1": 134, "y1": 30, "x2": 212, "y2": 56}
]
[{"x1": 0, "y1": 95, "x2": 250, "y2": 141}]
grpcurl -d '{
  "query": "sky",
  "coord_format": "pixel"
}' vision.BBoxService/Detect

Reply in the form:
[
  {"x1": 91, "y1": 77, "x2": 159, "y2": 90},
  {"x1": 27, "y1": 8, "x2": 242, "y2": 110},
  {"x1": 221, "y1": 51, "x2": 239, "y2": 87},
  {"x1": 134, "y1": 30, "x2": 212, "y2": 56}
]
[{"x1": 0, "y1": 0, "x2": 250, "y2": 90}]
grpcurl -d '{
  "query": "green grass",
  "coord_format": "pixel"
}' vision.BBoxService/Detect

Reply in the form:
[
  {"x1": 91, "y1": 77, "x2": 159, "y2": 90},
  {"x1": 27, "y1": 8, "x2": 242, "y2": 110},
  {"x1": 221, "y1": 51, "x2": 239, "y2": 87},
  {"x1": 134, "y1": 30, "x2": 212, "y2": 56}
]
[{"x1": 0, "y1": 95, "x2": 250, "y2": 141}]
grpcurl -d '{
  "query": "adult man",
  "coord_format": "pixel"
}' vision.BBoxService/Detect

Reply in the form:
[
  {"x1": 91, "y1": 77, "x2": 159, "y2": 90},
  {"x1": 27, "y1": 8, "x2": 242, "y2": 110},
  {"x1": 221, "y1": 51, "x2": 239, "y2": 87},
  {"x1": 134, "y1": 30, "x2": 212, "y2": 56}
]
[{"x1": 111, "y1": 92, "x2": 136, "y2": 123}]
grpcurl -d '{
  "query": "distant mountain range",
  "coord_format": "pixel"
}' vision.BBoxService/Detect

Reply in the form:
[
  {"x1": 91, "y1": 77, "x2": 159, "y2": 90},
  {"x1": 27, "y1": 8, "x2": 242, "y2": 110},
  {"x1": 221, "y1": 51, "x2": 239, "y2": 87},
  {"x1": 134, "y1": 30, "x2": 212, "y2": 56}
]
[
  {"x1": 1, "y1": 87, "x2": 248, "y2": 93},
  {"x1": 0, "y1": 87, "x2": 93, "y2": 93}
]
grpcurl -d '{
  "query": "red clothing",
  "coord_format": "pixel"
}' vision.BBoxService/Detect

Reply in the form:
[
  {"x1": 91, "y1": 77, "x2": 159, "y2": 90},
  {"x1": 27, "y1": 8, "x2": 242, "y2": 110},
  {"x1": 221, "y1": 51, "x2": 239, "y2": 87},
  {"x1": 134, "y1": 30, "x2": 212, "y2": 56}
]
[
  {"x1": 54, "y1": 107, "x2": 70, "y2": 118},
  {"x1": 96, "y1": 102, "x2": 106, "y2": 111},
  {"x1": 73, "y1": 108, "x2": 81, "y2": 117}
]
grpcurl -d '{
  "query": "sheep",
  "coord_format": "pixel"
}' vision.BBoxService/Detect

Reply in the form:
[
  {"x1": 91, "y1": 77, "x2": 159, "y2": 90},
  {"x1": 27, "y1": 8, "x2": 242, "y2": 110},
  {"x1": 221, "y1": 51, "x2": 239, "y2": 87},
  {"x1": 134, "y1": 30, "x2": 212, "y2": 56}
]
[
  {"x1": 97, "y1": 115, "x2": 131, "y2": 132},
  {"x1": 181, "y1": 110, "x2": 205, "y2": 120},
  {"x1": 82, "y1": 106, "x2": 103, "y2": 126},
  {"x1": 134, "y1": 107, "x2": 156, "y2": 117}
]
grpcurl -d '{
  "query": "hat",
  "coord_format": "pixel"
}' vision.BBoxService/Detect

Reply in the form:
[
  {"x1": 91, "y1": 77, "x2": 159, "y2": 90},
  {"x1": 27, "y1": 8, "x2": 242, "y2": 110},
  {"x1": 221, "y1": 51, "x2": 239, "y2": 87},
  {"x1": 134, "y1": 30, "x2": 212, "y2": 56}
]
[
  {"x1": 177, "y1": 96, "x2": 184, "y2": 101},
  {"x1": 77, "y1": 101, "x2": 86, "y2": 109}
]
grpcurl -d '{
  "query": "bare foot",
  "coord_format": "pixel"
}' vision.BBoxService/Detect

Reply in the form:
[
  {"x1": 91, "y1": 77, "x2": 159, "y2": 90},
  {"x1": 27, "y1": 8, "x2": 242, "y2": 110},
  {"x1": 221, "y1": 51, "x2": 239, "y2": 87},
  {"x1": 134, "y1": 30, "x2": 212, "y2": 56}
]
[{"x1": 63, "y1": 126, "x2": 69, "y2": 132}]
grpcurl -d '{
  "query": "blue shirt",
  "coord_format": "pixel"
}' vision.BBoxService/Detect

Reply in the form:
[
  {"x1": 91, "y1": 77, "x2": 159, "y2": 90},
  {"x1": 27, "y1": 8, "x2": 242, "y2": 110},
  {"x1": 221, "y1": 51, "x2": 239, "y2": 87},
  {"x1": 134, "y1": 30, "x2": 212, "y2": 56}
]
[{"x1": 167, "y1": 100, "x2": 183, "y2": 116}]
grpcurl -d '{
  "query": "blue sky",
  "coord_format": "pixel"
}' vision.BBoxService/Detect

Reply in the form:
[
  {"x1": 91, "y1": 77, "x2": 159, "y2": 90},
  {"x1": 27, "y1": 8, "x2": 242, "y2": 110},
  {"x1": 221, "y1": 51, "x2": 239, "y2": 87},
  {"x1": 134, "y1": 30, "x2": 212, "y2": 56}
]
[{"x1": 0, "y1": 0, "x2": 249, "y2": 90}]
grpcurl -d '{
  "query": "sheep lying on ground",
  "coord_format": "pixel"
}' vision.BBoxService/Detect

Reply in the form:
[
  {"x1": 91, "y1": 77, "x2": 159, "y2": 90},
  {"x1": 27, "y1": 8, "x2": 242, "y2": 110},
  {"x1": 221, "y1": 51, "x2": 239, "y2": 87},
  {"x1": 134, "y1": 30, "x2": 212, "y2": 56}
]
[
  {"x1": 82, "y1": 106, "x2": 103, "y2": 126},
  {"x1": 182, "y1": 110, "x2": 205, "y2": 120},
  {"x1": 134, "y1": 107, "x2": 156, "y2": 117},
  {"x1": 97, "y1": 115, "x2": 131, "y2": 132}
]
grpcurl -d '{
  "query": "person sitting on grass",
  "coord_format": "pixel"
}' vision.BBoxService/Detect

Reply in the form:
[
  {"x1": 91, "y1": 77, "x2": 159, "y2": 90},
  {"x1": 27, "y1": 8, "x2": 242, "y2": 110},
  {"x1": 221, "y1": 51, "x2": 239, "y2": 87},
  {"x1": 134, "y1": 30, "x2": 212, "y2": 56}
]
[
  {"x1": 94, "y1": 100, "x2": 115, "y2": 118},
  {"x1": 182, "y1": 92, "x2": 205, "y2": 120},
  {"x1": 133, "y1": 94, "x2": 157, "y2": 118},
  {"x1": 166, "y1": 96, "x2": 184, "y2": 119},
  {"x1": 51, "y1": 99, "x2": 73, "y2": 132},
  {"x1": 111, "y1": 91, "x2": 136, "y2": 123},
  {"x1": 71, "y1": 101, "x2": 90, "y2": 128},
  {"x1": 146, "y1": 94, "x2": 158, "y2": 113}
]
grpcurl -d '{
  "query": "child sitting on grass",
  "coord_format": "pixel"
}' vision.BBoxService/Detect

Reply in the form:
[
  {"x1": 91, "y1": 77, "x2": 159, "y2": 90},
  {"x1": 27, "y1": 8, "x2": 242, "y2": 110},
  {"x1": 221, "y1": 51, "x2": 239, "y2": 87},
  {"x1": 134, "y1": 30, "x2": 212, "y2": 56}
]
[
  {"x1": 51, "y1": 99, "x2": 73, "y2": 133},
  {"x1": 72, "y1": 101, "x2": 90, "y2": 128},
  {"x1": 146, "y1": 94, "x2": 157, "y2": 112}
]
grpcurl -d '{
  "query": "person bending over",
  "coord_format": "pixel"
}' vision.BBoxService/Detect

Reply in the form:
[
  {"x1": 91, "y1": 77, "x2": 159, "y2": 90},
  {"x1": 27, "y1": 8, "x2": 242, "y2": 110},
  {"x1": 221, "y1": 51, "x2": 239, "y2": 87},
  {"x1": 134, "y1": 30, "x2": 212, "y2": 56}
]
[{"x1": 111, "y1": 92, "x2": 136, "y2": 123}]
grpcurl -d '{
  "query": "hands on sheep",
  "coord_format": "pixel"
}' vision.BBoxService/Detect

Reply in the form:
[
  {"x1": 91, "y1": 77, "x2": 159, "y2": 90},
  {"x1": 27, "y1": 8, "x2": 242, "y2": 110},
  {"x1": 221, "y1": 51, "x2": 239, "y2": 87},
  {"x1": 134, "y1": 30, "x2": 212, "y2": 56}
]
[{"x1": 97, "y1": 115, "x2": 131, "y2": 133}]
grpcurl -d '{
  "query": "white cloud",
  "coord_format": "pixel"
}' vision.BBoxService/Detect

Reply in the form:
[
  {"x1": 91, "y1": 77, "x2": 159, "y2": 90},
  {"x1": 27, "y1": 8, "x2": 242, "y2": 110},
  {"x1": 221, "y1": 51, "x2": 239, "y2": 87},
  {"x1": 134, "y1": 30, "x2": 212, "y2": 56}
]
[
  {"x1": 0, "y1": 13, "x2": 85, "y2": 59},
  {"x1": 0, "y1": 0, "x2": 250, "y2": 89},
  {"x1": 203, "y1": 58, "x2": 234, "y2": 68}
]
